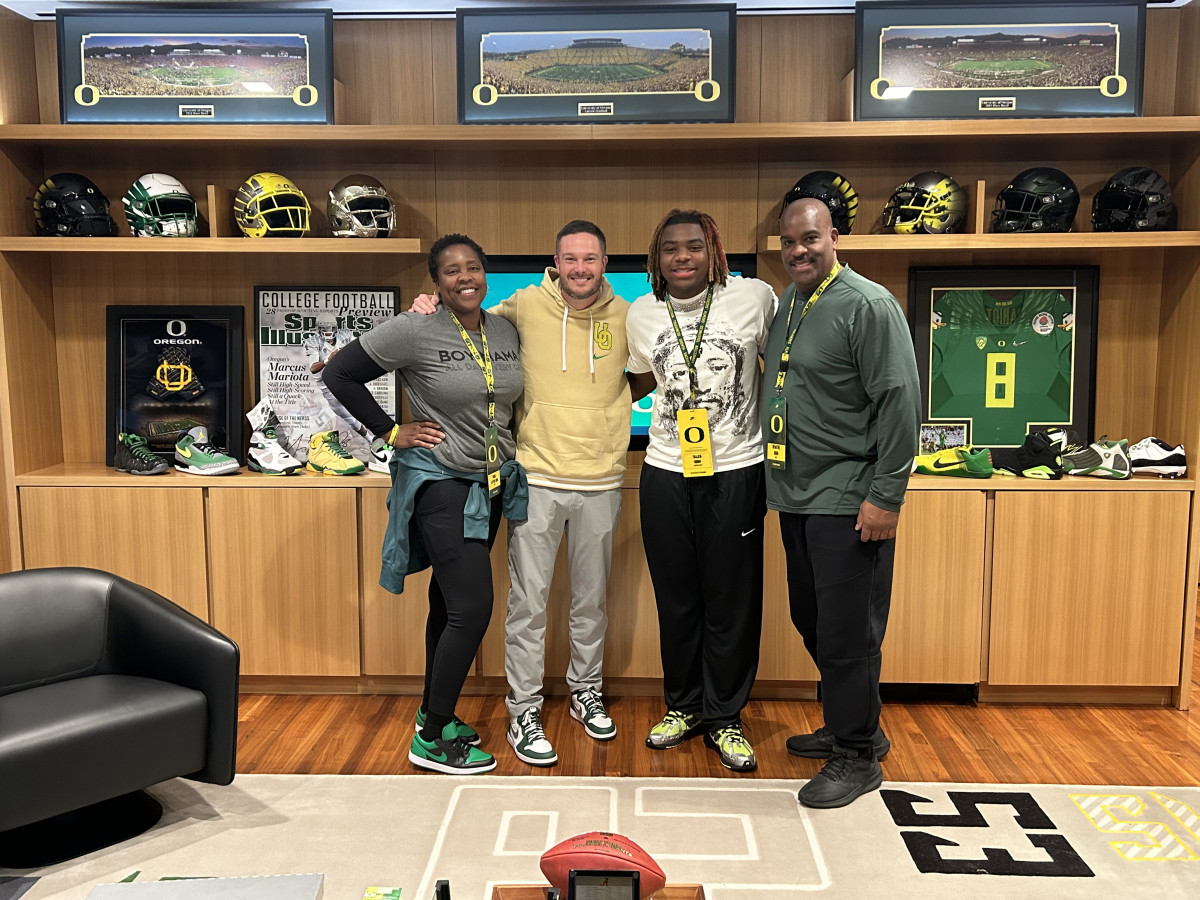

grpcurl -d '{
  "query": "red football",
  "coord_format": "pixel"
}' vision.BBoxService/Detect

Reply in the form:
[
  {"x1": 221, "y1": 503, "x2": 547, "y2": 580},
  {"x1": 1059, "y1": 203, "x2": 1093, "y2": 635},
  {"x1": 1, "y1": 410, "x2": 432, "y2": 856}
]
[{"x1": 539, "y1": 831, "x2": 666, "y2": 898}]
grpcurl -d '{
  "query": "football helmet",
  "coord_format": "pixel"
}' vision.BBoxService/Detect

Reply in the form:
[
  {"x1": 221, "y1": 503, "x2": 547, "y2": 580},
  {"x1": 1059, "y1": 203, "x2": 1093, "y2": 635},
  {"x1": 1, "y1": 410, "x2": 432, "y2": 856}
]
[
  {"x1": 1092, "y1": 166, "x2": 1175, "y2": 232},
  {"x1": 992, "y1": 167, "x2": 1079, "y2": 233},
  {"x1": 123, "y1": 173, "x2": 198, "y2": 238},
  {"x1": 32, "y1": 172, "x2": 113, "y2": 237},
  {"x1": 327, "y1": 174, "x2": 396, "y2": 238},
  {"x1": 782, "y1": 170, "x2": 858, "y2": 234},
  {"x1": 882, "y1": 171, "x2": 967, "y2": 234},
  {"x1": 234, "y1": 172, "x2": 310, "y2": 238},
  {"x1": 316, "y1": 311, "x2": 338, "y2": 341}
]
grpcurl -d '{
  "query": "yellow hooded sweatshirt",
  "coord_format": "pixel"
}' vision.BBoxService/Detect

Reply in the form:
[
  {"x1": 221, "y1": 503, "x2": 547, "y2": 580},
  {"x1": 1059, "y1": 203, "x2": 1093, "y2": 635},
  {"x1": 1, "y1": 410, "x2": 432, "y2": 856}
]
[{"x1": 492, "y1": 268, "x2": 632, "y2": 491}]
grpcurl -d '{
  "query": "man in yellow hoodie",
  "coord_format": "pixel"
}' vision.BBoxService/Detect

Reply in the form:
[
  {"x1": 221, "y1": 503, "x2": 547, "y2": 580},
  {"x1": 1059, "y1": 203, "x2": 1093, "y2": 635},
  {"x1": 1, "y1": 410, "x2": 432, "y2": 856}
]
[{"x1": 414, "y1": 220, "x2": 632, "y2": 767}]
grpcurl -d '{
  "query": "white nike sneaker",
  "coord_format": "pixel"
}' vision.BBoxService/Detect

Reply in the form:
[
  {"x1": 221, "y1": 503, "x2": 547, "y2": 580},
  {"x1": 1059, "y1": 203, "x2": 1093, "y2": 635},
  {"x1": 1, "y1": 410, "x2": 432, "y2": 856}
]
[
  {"x1": 1129, "y1": 436, "x2": 1187, "y2": 478},
  {"x1": 368, "y1": 436, "x2": 394, "y2": 474},
  {"x1": 248, "y1": 425, "x2": 303, "y2": 476}
]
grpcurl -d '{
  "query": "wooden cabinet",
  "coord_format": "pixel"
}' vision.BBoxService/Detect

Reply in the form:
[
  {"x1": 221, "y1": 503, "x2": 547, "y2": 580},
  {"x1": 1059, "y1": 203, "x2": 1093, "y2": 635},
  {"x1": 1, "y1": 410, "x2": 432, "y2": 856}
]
[{"x1": 0, "y1": 7, "x2": 1197, "y2": 705}]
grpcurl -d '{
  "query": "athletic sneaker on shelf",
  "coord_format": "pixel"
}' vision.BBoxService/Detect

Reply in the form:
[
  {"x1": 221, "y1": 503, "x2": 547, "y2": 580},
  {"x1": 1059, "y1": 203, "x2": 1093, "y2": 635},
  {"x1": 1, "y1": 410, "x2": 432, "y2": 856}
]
[
  {"x1": 990, "y1": 431, "x2": 1063, "y2": 479},
  {"x1": 1044, "y1": 427, "x2": 1083, "y2": 456},
  {"x1": 247, "y1": 425, "x2": 303, "y2": 476},
  {"x1": 1129, "y1": 436, "x2": 1187, "y2": 478},
  {"x1": 174, "y1": 426, "x2": 240, "y2": 475},
  {"x1": 113, "y1": 432, "x2": 168, "y2": 475},
  {"x1": 912, "y1": 446, "x2": 993, "y2": 478},
  {"x1": 414, "y1": 706, "x2": 480, "y2": 746},
  {"x1": 507, "y1": 707, "x2": 557, "y2": 767},
  {"x1": 306, "y1": 429, "x2": 365, "y2": 475},
  {"x1": 367, "y1": 436, "x2": 394, "y2": 475},
  {"x1": 1062, "y1": 437, "x2": 1132, "y2": 480},
  {"x1": 408, "y1": 722, "x2": 495, "y2": 775}
]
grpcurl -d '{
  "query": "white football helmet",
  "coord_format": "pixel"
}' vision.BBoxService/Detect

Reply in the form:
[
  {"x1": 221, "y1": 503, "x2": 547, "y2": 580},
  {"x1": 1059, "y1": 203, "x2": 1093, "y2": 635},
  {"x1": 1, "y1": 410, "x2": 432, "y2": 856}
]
[{"x1": 123, "y1": 173, "x2": 198, "y2": 237}]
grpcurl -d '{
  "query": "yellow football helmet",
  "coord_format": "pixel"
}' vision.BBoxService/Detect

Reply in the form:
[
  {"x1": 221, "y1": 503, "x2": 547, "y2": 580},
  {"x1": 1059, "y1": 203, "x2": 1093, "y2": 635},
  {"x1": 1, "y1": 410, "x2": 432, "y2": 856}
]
[{"x1": 234, "y1": 172, "x2": 310, "y2": 238}]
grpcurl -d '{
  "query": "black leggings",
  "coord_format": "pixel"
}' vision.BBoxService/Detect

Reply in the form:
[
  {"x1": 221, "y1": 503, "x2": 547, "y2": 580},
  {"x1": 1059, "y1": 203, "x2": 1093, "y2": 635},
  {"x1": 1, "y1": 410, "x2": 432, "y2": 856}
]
[{"x1": 413, "y1": 478, "x2": 502, "y2": 719}]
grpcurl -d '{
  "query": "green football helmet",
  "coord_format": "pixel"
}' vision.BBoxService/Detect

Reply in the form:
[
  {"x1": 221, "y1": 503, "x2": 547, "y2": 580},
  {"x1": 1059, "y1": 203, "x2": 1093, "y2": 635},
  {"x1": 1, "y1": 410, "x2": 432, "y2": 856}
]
[{"x1": 123, "y1": 173, "x2": 198, "y2": 238}]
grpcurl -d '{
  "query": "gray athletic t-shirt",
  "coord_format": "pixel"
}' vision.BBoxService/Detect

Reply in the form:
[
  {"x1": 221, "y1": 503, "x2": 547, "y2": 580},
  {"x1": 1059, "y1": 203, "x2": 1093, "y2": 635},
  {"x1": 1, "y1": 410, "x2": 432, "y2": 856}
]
[{"x1": 360, "y1": 307, "x2": 522, "y2": 472}]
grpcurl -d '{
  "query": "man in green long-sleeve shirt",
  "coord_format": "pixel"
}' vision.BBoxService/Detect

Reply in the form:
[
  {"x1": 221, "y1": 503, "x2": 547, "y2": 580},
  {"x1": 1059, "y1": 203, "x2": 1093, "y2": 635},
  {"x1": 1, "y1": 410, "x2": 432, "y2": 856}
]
[{"x1": 761, "y1": 197, "x2": 920, "y2": 810}]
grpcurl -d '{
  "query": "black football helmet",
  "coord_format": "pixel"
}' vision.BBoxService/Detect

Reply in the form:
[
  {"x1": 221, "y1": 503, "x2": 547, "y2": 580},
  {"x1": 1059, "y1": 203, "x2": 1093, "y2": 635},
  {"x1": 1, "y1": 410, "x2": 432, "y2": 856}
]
[
  {"x1": 782, "y1": 170, "x2": 858, "y2": 234},
  {"x1": 32, "y1": 173, "x2": 114, "y2": 237},
  {"x1": 881, "y1": 171, "x2": 967, "y2": 234},
  {"x1": 1092, "y1": 166, "x2": 1175, "y2": 232},
  {"x1": 992, "y1": 167, "x2": 1079, "y2": 233}
]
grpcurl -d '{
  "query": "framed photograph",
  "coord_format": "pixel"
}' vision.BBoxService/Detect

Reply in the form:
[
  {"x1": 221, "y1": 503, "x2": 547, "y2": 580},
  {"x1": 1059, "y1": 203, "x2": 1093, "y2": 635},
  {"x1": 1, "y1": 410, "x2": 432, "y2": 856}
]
[
  {"x1": 854, "y1": 0, "x2": 1145, "y2": 120},
  {"x1": 908, "y1": 266, "x2": 1099, "y2": 449},
  {"x1": 457, "y1": 4, "x2": 735, "y2": 125},
  {"x1": 57, "y1": 9, "x2": 334, "y2": 124},
  {"x1": 105, "y1": 306, "x2": 244, "y2": 466},
  {"x1": 254, "y1": 286, "x2": 399, "y2": 465}
]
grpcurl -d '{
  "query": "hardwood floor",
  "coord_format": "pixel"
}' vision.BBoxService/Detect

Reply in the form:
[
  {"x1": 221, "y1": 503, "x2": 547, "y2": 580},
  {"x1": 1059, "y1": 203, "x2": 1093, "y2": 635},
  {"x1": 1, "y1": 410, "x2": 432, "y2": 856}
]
[{"x1": 237, "y1": 616, "x2": 1200, "y2": 785}]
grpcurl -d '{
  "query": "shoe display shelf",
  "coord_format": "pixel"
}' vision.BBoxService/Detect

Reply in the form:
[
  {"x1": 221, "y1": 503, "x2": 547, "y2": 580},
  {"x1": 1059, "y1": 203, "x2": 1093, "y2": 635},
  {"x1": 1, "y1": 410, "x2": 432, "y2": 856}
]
[{"x1": 0, "y1": 9, "x2": 1197, "y2": 704}]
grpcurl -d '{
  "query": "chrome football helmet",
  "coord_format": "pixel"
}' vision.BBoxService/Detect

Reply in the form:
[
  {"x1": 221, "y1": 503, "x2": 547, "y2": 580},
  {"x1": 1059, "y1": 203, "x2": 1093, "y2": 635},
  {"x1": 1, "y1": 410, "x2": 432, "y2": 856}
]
[{"x1": 327, "y1": 174, "x2": 396, "y2": 238}]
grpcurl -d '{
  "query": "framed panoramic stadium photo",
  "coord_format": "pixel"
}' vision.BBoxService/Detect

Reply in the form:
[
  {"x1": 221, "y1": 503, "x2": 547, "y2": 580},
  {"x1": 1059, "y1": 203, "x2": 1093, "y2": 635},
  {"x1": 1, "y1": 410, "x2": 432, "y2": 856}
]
[
  {"x1": 57, "y1": 9, "x2": 333, "y2": 124},
  {"x1": 456, "y1": 4, "x2": 736, "y2": 124},
  {"x1": 854, "y1": 0, "x2": 1145, "y2": 120},
  {"x1": 908, "y1": 267, "x2": 1098, "y2": 450}
]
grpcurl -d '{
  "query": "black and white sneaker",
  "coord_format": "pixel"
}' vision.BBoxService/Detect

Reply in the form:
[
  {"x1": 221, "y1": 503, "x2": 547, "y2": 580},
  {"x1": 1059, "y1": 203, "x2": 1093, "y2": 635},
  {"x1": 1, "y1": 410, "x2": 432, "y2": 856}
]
[
  {"x1": 114, "y1": 432, "x2": 168, "y2": 475},
  {"x1": 990, "y1": 431, "x2": 1063, "y2": 480},
  {"x1": 1129, "y1": 436, "x2": 1187, "y2": 477}
]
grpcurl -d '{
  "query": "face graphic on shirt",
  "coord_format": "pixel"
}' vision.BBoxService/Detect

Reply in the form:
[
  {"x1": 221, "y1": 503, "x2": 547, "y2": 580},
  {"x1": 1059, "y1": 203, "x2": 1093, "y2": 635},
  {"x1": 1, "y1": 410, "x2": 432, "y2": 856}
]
[{"x1": 651, "y1": 319, "x2": 748, "y2": 438}]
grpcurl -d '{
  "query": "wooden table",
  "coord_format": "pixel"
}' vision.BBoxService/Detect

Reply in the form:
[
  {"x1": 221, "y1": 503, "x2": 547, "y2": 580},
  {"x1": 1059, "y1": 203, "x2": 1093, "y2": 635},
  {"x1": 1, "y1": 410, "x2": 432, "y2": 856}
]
[{"x1": 490, "y1": 886, "x2": 705, "y2": 900}]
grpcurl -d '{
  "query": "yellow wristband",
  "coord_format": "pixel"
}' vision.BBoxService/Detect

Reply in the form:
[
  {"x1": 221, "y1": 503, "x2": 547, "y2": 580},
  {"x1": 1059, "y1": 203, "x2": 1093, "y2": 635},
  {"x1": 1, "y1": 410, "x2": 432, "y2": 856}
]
[{"x1": 386, "y1": 424, "x2": 400, "y2": 448}]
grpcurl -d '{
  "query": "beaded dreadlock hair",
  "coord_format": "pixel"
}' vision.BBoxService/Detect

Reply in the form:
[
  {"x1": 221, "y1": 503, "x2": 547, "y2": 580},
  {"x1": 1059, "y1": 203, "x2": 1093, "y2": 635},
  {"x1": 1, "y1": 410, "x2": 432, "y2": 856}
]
[{"x1": 646, "y1": 209, "x2": 729, "y2": 301}]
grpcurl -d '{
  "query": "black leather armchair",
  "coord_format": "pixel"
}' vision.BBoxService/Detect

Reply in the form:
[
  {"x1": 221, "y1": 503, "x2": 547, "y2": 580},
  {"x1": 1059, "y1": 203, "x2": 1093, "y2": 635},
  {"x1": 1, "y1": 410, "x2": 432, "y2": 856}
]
[{"x1": 0, "y1": 567, "x2": 240, "y2": 836}]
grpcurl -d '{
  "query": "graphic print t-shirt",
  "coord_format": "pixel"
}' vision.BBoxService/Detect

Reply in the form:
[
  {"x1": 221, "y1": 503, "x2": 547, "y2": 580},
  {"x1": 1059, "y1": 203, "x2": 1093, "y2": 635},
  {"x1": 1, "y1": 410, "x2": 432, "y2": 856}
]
[
  {"x1": 626, "y1": 275, "x2": 776, "y2": 473},
  {"x1": 360, "y1": 307, "x2": 522, "y2": 472},
  {"x1": 929, "y1": 288, "x2": 1075, "y2": 447}
]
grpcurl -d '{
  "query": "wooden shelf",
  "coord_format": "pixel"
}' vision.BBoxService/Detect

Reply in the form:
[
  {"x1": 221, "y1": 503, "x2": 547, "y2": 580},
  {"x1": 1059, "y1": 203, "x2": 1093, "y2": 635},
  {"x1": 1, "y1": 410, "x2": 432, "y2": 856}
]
[
  {"x1": 3, "y1": 116, "x2": 1200, "y2": 150},
  {"x1": 0, "y1": 237, "x2": 421, "y2": 253},
  {"x1": 763, "y1": 232, "x2": 1200, "y2": 252},
  {"x1": 15, "y1": 462, "x2": 391, "y2": 487}
]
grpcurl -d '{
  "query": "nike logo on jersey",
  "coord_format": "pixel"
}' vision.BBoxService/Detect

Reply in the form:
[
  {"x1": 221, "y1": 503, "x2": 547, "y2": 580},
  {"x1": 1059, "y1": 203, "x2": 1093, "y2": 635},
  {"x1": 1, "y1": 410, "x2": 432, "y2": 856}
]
[{"x1": 1013, "y1": 340, "x2": 1029, "y2": 346}]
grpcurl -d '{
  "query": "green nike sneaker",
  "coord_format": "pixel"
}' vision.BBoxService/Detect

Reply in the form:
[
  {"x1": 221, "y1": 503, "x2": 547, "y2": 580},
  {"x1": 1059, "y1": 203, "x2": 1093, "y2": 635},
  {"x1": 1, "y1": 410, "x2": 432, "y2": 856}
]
[
  {"x1": 645, "y1": 709, "x2": 703, "y2": 749},
  {"x1": 912, "y1": 446, "x2": 993, "y2": 478},
  {"x1": 409, "y1": 722, "x2": 495, "y2": 775},
  {"x1": 415, "y1": 706, "x2": 480, "y2": 746},
  {"x1": 174, "y1": 426, "x2": 240, "y2": 475}
]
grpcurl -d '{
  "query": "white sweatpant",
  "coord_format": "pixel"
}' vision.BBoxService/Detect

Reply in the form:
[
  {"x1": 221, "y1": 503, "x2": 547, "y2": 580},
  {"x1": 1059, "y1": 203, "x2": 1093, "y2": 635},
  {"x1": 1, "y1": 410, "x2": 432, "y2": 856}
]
[{"x1": 504, "y1": 485, "x2": 622, "y2": 718}]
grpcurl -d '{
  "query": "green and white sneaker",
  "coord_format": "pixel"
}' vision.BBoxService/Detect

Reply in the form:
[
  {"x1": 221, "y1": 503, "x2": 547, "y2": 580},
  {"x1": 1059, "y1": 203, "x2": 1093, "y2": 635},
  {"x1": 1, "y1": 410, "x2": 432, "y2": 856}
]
[
  {"x1": 704, "y1": 723, "x2": 757, "y2": 772},
  {"x1": 174, "y1": 426, "x2": 240, "y2": 475},
  {"x1": 569, "y1": 688, "x2": 616, "y2": 741},
  {"x1": 415, "y1": 706, "x2": 480, "y2": 746},
  {"x1": 507, "y1": 707, "x2": 557, "y2": 767},
  {"x1": 645, "y1": 709, "x2": 703, "y2": 749},
  {"x1": 408, "y1": 722, "x2": 495, "y2": 775},
  {"x1": 1063, "y1": 437, "x2": 1132, "y2": 480}
]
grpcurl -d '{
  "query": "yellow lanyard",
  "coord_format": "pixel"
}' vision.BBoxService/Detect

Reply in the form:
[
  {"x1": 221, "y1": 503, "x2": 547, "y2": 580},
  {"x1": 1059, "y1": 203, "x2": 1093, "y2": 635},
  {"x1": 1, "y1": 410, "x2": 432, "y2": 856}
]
[
  {"x1": 448, "y1": 310, "x2": 496, "y2": 425},
  {"x1": 773, "y1": 261, "x2": 842, "y2": 395},
  {"x1": 664, "y1": 284, "x2": 716, "y2": 406}
]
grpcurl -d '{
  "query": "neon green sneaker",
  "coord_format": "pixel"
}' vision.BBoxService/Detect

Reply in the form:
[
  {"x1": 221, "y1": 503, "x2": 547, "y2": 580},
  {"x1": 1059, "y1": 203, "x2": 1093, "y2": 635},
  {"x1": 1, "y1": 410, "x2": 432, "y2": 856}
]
[
  {"x1": 306, "y1": 429, "x2": 365, "y2": 475},
  {"x1": 645, "y1": 709, "x2": 703, "y2": 749},
  {"x1": 409, "y1": 722, "x2": 495, "y2": 775},
  {"x1": 912, "y1": 446, "x2": 993, "y2": 478},
  {"x1": 174, "y1": 426, "x2": 240, "y2": 475},
  {"x1": 415, "y1": 706, "x2": 480, "y2": 746},
  {"x1": 704, "y1": 723, "x2": 757, "y2": 772}
]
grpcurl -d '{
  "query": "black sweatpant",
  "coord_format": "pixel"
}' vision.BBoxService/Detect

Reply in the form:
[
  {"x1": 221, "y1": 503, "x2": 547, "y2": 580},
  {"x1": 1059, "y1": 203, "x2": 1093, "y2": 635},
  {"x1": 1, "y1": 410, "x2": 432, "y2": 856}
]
[
  {"x1": 413, "y1": 478, "x2": 502, "y2": 720},
  {"x1": 639, "y1": 463, "x2": 765, "y2": 729},
  {"x1": 779, "y1": 512, "x2": 894, "y2": 758}
]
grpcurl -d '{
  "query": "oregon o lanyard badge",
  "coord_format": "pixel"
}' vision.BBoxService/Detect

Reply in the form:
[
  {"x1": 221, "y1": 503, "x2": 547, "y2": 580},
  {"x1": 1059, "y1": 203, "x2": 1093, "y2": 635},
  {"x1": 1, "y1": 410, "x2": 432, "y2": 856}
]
[
  {"x1": 767, "y1": 262, "x2": 842, "y2": 469},
  {"x1": 665, "y1": 285, "x2": 716, "y2": 477},
  {"x1": 449, "y1": 309, "x2": 502, "y2": 496}
]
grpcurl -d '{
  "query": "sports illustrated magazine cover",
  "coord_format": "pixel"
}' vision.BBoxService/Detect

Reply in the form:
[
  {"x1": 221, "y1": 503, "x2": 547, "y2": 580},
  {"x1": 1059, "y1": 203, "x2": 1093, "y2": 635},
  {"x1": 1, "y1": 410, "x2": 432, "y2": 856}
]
[{"x1": 255, "y1": 286, "x2": 398, "y2": 463}]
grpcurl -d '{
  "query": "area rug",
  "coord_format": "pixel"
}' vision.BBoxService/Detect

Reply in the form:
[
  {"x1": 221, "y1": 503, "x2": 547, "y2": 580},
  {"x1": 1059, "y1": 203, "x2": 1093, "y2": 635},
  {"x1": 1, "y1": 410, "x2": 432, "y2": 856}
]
[{"x1": 5, "y1": 775, "x2": 1200, "y2": 899}]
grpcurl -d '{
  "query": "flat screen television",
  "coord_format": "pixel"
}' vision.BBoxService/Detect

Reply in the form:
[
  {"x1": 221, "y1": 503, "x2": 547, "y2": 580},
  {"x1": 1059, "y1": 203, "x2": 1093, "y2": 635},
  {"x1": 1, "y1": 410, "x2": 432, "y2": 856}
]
[{"x1": 484, "y1": 253, "x2": 757, "y2": 451}]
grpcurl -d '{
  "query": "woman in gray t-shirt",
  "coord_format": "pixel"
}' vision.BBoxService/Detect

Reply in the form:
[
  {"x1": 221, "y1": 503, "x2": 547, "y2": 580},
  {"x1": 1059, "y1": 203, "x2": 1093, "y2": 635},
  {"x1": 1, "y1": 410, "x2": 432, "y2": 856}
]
[{"x1": 323, "y1": 234, "x2": 523, "y2": 776}]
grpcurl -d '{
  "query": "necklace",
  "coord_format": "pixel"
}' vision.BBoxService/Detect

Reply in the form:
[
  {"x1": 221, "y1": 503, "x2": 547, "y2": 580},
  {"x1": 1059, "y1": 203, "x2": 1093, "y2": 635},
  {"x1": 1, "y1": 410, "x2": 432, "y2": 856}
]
[{"x1": 669, "y1": 290, "x2": 708, "y2": 313}]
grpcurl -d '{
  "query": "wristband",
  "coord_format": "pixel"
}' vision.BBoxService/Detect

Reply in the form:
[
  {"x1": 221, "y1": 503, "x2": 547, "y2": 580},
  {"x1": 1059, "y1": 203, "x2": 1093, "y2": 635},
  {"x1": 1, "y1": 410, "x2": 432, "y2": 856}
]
[{"x1": 386, "y1": 424, "x2": 400, "y2": 448}]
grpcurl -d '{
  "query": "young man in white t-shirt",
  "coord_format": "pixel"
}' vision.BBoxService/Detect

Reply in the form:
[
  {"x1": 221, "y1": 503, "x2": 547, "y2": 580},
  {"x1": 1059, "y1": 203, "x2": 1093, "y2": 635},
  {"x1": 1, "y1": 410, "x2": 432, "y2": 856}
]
[{"x1": 626, "y1": 209, "x2": 777, "y2": 772}]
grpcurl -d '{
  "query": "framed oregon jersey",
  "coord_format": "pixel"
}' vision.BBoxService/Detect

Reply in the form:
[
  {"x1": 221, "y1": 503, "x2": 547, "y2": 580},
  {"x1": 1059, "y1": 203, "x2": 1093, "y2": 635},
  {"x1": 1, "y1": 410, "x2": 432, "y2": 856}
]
[{"x1": 909, "y1": 266, "x2": 1098, "y2": 449}]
